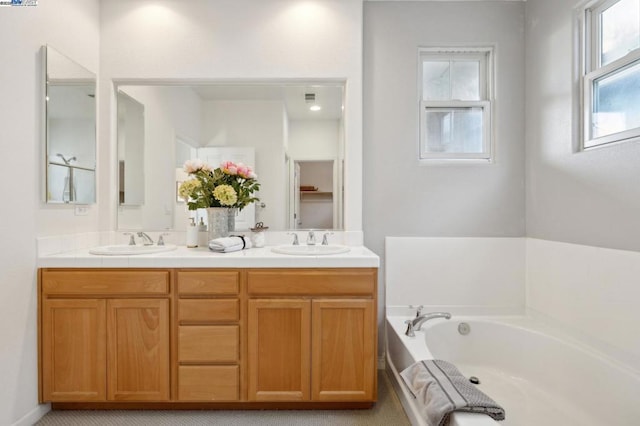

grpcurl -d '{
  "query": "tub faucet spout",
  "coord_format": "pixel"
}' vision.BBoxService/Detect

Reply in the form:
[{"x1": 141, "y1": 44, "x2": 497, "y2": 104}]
[{"x1": 404, "y1": 312, "x2": 451, "y2": 337}]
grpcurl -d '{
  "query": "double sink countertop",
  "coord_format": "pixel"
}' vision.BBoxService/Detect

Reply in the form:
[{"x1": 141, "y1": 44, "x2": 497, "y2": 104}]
[{"x1": 38, "y1": 244, "x2": 380, "y2": 268}]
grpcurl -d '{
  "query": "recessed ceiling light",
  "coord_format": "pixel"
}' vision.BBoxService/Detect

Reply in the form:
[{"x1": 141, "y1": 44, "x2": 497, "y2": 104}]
[{"x1": 309, "y1": 105, "x2": 322, "y2": 111}]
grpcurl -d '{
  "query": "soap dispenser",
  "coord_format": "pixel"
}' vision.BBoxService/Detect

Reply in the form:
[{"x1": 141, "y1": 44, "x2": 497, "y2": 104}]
[
  {"x1": 198, "y1": 217, "x2": 209, "y2": 247},
  {"x1": 186, "y1": 218, "x2": 198, "y2": 248}
]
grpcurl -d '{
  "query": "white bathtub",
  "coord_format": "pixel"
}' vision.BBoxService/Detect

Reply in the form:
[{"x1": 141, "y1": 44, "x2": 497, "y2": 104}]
[{"x1": 386, "y1": 314, "x2": 640, "y2": 426}]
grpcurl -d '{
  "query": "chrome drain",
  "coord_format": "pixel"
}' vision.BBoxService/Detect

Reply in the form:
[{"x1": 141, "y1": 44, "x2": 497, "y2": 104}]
[
  {"x1": 469, "y1": 376, "x2": 480, "y2": 385},
  {"x1": 458, "y1": 322, "x2": 471, "y2": 335}
]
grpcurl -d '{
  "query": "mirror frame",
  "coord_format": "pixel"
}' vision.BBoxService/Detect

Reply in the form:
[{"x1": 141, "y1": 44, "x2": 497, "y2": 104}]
[{"x1": 43, "y1": 45, "x2": 97, "y2": 205}]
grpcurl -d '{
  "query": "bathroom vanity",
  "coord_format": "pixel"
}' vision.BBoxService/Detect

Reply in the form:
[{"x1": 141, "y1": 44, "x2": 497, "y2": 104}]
[{"x1": 38, "y1": 247, "x2": 378, "y2": 409}]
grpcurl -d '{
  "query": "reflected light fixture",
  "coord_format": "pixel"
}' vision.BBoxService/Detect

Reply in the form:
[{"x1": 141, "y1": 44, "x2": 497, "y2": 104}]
[{"x1": 305, "y1": 92, "x2": 321, "y2": 112}]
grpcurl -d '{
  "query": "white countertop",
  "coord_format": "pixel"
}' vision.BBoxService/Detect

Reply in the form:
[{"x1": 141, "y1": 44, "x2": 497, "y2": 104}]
[{"x1": 38, "y1": 245, "x2": 380, "y2": 268}]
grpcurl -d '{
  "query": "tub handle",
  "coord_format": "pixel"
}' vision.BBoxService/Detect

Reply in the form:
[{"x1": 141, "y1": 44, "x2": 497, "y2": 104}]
[{"x1": 404, "y1": 319, "x2": 416, "y2": 337}]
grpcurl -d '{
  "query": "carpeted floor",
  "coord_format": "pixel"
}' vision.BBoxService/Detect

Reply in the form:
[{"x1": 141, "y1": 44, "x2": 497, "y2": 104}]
[{"x1": 35, "y1": 371, "x2": 410, "y2": 426}]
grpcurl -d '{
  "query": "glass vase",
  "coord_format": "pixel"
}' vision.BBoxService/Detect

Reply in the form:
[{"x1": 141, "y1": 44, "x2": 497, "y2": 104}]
[
  {"x1": 228, "y1": 207, "x2": 237, "y2": 233},
  {"x1": 206, "y1": 207, "x2": 229, "y2": 241}
]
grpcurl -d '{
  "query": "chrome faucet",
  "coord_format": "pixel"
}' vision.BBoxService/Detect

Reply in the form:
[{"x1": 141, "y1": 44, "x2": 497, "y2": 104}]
[
  {"x1": 123, "y1": 232, "x2": 136, "y2": 246},
  {"x1": 157, "y1": 233, "x2": 169, "y2": 246},
  {"x1": 321, "y1": 232, "x2": 333, "y2": 245},
  {"x1": 306, "y1": 230, "x2": 316, "y2": 245},
  {"x1": 137, "y1": 232, "x2": 154, "y2": 246},
  {"x1": 288, "y1": 232, "x2": 299, "y2": 245},
  {"x1": 404, "y1": 312, "x2": 451, "y2": 337}
]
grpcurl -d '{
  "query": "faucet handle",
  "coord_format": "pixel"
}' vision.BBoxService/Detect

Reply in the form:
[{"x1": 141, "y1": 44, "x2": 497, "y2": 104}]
[
  {"x1": 287, "y1": 232, "x2": 299, "y2": 245},
  {"x1": 409, "y1": 304, "x2": 424, "y2": 317},
  {"x1": 157, "y1": 233, "x2": 170, "y2": 246},
  {"x1": 321, "y1": 232, "x2": 334, "y2": 245},
  {"x1": 123, "y1": 232, "x2": 136, "y2": 246},
  {"x1": 404, "y1": 320, "x2": 415, "y2": 337}
]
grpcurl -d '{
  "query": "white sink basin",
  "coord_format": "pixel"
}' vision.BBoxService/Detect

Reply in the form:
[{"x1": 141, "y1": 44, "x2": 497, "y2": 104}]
[
  {"x1": 271, "y1": 245, "x2": 350, "y2": 256},
  {"x1": 89, "y1": 244, "x2": 178, "y2": 256}
]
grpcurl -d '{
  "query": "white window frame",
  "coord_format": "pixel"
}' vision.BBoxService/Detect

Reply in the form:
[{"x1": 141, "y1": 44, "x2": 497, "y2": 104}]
[
  {"x1": 419, "y1": 47, "x2": 494, "y2": 161},
  {"x1": 581, "y1": 0, "x2": 640, "y2": 149}
]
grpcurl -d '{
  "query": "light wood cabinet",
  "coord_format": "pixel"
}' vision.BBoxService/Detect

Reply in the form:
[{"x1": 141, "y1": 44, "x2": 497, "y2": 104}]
[
  {"x1": 247, "y1": 299, "x2": 311, "y2": 401},
  {"x1": 40, "y1": 270, "x2": 171, "y2": 403},
  {"x1": 312, "y1": 299, "x2": 375, "y2": 401},
  {"x1": 41, "y1": 299, "x2": 106, "y2": 401},
  {"x1": 246, "y1": 269, "x2": 377, "y2": 403},
  {"x1": 176, "y1": 270, "x2": 241, "y2": 402},
  {"x1": 107, "y1": 299, "x2": 170, "y2": 401},
  {"x1": 39, "y1": 267, "x2": 377, "y2": 408}
]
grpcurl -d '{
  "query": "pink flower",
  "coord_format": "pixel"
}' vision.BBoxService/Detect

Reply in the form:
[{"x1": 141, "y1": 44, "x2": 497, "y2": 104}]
[
  {"x1": 221, "y1": 160, "x2": 238, "y2": 175},
  {"x1": 236, "y1": 163, "x2": 250, "y2": 178}
]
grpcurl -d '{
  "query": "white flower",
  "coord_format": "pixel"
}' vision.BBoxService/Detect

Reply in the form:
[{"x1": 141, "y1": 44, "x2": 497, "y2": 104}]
[{"x1": 183, "y1": 159, "x2": 204, "y2": 174}]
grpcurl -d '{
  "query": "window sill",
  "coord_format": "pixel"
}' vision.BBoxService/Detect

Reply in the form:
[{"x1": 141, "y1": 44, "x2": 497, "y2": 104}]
[{"x1": 418, "y1": 158, "x2": 494, "y2": 166}]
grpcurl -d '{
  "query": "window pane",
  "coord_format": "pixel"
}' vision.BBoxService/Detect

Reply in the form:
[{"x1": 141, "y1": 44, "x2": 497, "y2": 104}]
[
  {"x1": 452, "y1": 61, "x2": 480, "y2": 100},
  {"x1": 423, "y1": 107, "x2": 484, "y2": 154},
  {"x1": 423, "y1": 61, "x2": 450, "y2": 100},
  {"x1": 592, "y1": 60, "x2": 640, "y2": 138},
  {"x1": 600, "y1": 0, "x2": 640, "y2": 66}
]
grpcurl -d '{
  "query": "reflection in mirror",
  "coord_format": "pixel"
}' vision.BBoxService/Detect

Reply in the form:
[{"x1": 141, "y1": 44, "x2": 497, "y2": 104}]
[
  {"x1": 44, "y1": 45, "x2": 96, "y2": 204},
  {"x1": 117, "y1": 90, "x2": 145, "y2": 206},
  {"x1": 115, "y1": 83, "x2": 345, "y2": 232}
]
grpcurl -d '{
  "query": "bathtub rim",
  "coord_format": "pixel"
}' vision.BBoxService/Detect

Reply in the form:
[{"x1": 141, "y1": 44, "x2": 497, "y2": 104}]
[
  {"x1": 386, "y1": 306, "x2": 640, "y2": 379},
  {"x1": 384, "y1": 318, "x2": 499, "y2": 426},
  {"x1": 385, "y1": 311, "x2": 640, "y2": 426}
]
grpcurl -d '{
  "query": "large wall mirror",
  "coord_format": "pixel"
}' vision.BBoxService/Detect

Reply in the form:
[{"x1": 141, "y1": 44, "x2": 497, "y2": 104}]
[
  {"x1": 116, "y1": 82, "x2": 345, "y2": 232},
  {"x1": 44, "y1": 45, "x2": 96, "y2": 204}
]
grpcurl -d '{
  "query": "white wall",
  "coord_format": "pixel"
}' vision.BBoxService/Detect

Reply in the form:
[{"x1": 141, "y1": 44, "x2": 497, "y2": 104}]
[
  {"x1": 385, "y1": 237, "x2": 526, "y2": 312},
  {"x1": 364, "y1": 1, "x2": 526, "y2": 354},
  {"x1": 526, "y1": 239, "x2": 640, "y2": 374},
  {"x1": 385, "y1": 236, "x2": 640, "y2": 375},
  {"x1": 523, "y1": 0, "x2": 640, "y2": 376},
  {"x1": 364, "y1": 1, "x2": 526, "y2": 248},
  {"x1": 288, "y1": 120, "x2": 339, "y2": 159},
  {"x1": 0, "y1": 1, "x2": 100, "y2": 424},
  {"x1": 525, "y1": 0, "x2": 640, "y2": 252},
  {"x1": 202, "y1": 100, "x2": 287, "y2": 230},
  {"x1": 117, "y1": 86, "x2": 202, "y2": 231},
  {"x1": 99, "y1": 0, "x2": 363, "y2": 233}
]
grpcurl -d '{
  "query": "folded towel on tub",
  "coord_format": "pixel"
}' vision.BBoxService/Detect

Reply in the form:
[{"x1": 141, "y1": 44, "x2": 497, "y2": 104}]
[
  {"x1": 208, "y1": 235, "x2": 252, "y2": 253},
  {"x1": 400, "y1": 359, "x2": 505, "y2": 426}
]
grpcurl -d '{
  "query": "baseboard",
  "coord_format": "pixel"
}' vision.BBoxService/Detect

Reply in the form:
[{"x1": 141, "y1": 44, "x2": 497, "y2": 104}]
[
  {"x1": 378, "y1": 354, "x2": 386, "y2": 369},
  {"x1": 11, "y1": 404, "x2": 50, "y2": 426}
]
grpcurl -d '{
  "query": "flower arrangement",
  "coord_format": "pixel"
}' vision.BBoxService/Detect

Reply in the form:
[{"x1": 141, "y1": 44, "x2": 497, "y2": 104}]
[{"x1": 178, "y1": 159, "x2": 260, "y2": 211}]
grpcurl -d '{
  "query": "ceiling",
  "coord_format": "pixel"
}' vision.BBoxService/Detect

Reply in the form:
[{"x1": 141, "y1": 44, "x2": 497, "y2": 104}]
[{"x1": 192, "y1": 83, "x2": 344, "y2": 120}]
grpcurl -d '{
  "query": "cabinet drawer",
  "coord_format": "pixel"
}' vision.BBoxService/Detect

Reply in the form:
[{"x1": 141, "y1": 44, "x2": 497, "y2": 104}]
[
  {"x1": 247, "y1": 269, "x2": 376, "y2": 296},
  {"x1": 178, "y1": 299, "x2": 239, "y2": 323},
  {"x1": 178, "y1": 365, "x2": 239, "y2": 401},
  {"x1": 42, "y1": 270, "x2": 169, "y2": 295},
  {"x1": 177, "y1": 271, "x2": 239, "y2": 295},
  {"x1": 179, "y1": 325, "x2": 239, "y2": 362}
]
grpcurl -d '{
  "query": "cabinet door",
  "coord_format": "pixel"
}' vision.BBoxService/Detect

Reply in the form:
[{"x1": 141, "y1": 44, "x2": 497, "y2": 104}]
[
  {"x1": 107, "y1": 299, "x2": 170, "y2": 401},
  {"x1": 311, "y1": 299, "x2": 375, "y2": 401},
  {"x1": 41, "y1": 299, "x2": 106, "y2": 401},
  {"x1": 247, "y1": 299, "x2": 311, "y2": 401}
]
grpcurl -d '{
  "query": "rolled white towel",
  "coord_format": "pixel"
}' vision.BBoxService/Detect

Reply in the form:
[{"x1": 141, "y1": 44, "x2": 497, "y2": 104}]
[{"x1": 208, "y1": 235, "x2": 252, "y2": 253}]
